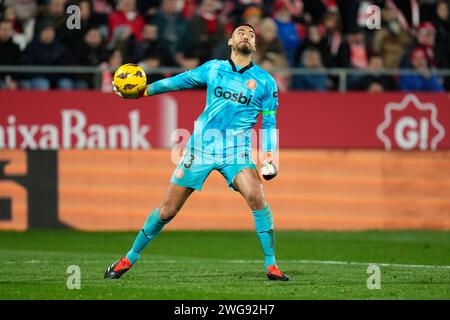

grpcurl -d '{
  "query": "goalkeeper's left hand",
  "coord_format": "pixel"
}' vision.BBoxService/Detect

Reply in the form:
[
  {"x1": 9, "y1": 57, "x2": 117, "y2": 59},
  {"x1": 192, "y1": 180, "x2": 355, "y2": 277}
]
[{"x1": 261, "y1": 154, "x2": 278, "y2": 180}]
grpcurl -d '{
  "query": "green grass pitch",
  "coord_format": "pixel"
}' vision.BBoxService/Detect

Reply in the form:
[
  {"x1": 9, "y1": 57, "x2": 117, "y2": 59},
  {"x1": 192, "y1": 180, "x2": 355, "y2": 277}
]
[{"x1": 0, "y1": 230, "x2": 449, "y2": 299}]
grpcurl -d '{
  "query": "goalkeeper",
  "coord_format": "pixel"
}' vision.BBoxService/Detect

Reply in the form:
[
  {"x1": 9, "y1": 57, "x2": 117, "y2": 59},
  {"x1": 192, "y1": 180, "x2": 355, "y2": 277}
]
[{"x1": 105, "y1": 24, "x2": 289, "y2": 281}]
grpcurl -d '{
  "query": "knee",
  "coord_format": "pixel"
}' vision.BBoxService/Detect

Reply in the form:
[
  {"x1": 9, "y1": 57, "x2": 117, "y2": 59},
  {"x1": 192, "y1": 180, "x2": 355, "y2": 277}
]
[
  {"x1": 158, "y1": 202, "x2": 179, "y2": 221},
  {"x1": 246, "y1": 190, "x2": 266, "y2": 211}
]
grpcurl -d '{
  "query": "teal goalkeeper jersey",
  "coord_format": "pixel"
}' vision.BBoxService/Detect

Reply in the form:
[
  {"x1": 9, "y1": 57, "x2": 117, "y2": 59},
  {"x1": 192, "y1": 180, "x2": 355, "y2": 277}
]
[{"x1": 147, "y1": 59, "x2": 278, "y2": 157}]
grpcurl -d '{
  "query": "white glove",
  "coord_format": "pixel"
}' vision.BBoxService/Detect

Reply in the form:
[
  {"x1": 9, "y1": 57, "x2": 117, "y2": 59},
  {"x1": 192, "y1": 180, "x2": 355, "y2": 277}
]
[
  {"x1": 261, "y1": 159, "x2": 278, "y2": 180},
  {"x1": 112, "y1": 81, "x2": 123, "y2": 98}
]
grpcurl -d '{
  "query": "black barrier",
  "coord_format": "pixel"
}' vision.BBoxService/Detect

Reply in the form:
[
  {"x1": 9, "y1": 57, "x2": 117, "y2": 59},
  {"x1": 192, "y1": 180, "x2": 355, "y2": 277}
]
[{"x1": 0, "y1": 151, "x2": 67, "y2": 229}]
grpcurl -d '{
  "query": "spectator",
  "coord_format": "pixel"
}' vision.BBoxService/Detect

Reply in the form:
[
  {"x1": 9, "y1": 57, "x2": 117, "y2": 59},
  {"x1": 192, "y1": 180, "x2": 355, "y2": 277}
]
[
  {"x1": 108, "y1": 24, "x2": 142, "y2": 63},
  {"x1": 259, "y1": 55, "x2": 290, "y2": 92},
  {"x1": 433, "y1": 0, "x2": 450, "y2": 89},
  {"x1": 292, "y1": 47, "x2": 328, "y2": 91},
  {"x1": 21, "y1": 23, "x2": 72, "y2": 90},
  {"x1": 71, "y1": 27, "x2": 109, "y2": 88},
  {"x1": 186, "y1": 0, "x2": 226, "y2": 64},
  {"x1": 322, "y1": 10, "x2": 342, "y2": 59},
  {"x1": 2, "y1": 5, "x2": 22, "y2": 33},
  {"x1": 135, "y1": 23, "x2": 177, "y2": 66},
  {"x1": 390, "y1": 0, "x2": 420, "y2": 29},
  {"x1": 4, "y1": 0, "x2": 37, "y2": 24},
  {"x1": 91, "y1": 0, "x2": 114, "y2": 36},
  {"x1": 138, "y1": 0, "x2": 164, "y2": 18},
  {"x1": 401, "y1": 22, "x2": 437, "y2": 69},
  {"x1": 294, "y1": 24, "x2": 333, "y2": 68},
  {"x1": 301, "y1": 0, "x2": 326, "y2": 24},
  {"x1": 139, "y1": 54, "x2": 166, "y2": 83},
  {"x1": 0, "y1": 19, "x2": 21, "y2": 89},
  {"x1": 399, "y1": 47, "x2": 444, "y2": 92},
  {"x1": 242, "y1": 5, "x2": 263, "y2": 35},
  {"x1": 2, "y1": 0, "x2": 38, "y2": 49},
  {"x1": 153, "y1": 0, "x2": 188, "y2": 64},
  {"x1": 253, "y1": 18, "x2": 288, "y2": 70},
  {"x1": 35, "y1": 0, "x2": 67, "y2": 40},
  {"x1": 60, "y1": 1, "x2": 102, "y2": 61},
  {"x1": 336, "y1": 26, "x2": 370, "y2": 89},
  {"x1": 177, "y1": 49, "x2": 200, "y2": 70},
  {"x1": 109, "y1": 0, "x2": 145, "y2": 42},
  {"x1": 373, "y1": 6, "x2": 412, "y2": 69},
  {"x1": 225, "y1": 0, "x2": 268, "y2": 24},
  {"x1": 1, "y1": 5, "x2": 30, "y2": 50},
  {"x1": 336, "y1": 26, "x2": 369, "y2": 69},
  {"x1": 101, "y1": 48, "x2": 123, "y2": 92},
  {"x1": 357, "y1": 55, "x2": 398, "y2": 91},
  {"x1": 272, "y1": 0, "x2": 302, "y2": 66}
]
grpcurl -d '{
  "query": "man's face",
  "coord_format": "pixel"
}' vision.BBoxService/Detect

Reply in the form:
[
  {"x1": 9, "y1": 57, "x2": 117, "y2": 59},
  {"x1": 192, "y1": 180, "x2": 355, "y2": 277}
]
[
  {"x1": 228, "y1": 26, "x2": 256, "y2": 55},
  {"x1": 40, "y1": 27, "x2": 55, "y2": 44},
  {"x1": 412, "y1": 53, "x2": 428, "y2": 70},
  {"x1": 437, "y1": 2, "x2": 449, "y2": 20},
  {"x1": 0, "y1": 22, "x2": 13, "y2": 42},
  {"x1": 142, "y1": 24, "x2": 158, "y2": 41},
  {"x1": 80, "y1": 1, "x2": 91, "y2": 20},
  {"x1": 119, "y1": 0, "x2": 136, "y2": 12},
  {"x1": 49, "y1": 0, "x2": 65, "y2": 16},
  {"x1": 84, "y1": 29, "x2": 101, "y2": 47},
  {"x1": 418, "y1": 28, "x2": 436, "y2": 46}
]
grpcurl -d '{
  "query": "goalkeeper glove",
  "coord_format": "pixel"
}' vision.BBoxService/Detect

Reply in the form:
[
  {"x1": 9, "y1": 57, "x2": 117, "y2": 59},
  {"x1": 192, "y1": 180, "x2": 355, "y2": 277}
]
[
  {"x1": 112, "y1": 81, "x2": 149, "y2": 99},
  {"x1": 261, "y1": 152, "x2": 278, "y2": 181}
]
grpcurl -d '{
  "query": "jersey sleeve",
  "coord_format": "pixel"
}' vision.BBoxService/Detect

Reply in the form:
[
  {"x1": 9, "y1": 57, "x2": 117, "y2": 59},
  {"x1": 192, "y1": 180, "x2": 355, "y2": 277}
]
[
  {"x1": 146, "y1": 60, "x2": 214, "y2": 95},
  {"x1": 261, "y1": 77, "x2": 279, "y2": 154}
]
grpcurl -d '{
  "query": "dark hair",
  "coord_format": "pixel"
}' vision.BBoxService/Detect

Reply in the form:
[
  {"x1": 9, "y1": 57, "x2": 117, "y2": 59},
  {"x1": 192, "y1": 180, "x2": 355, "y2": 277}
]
[
  {"x1": 233, "y1": 23, "x2": 256, "y2": 33},
  {"x1": 0, "y1": 19, "x2": 12, "y2": 25}
]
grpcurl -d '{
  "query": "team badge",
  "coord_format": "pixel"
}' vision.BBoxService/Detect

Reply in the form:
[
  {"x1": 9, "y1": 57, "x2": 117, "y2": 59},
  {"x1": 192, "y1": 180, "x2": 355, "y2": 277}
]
[{"x1": 246, "y1": 79, "x2": 256, "y2": 90}]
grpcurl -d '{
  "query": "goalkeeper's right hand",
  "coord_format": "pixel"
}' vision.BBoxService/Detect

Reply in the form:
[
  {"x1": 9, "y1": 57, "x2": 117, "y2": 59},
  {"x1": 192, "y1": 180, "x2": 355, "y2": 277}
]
[
  {"x1": 112, "y1": 81, "x2": 149, "y2": 99},
  {"x1": 261, "y1": 152, "x2": 278, "y2": 181}
]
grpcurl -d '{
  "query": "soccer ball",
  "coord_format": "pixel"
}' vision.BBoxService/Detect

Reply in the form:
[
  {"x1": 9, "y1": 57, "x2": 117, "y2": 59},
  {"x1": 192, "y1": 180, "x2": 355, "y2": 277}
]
[{"x1": 113, "y1": 64, "x2": 147, "y2": 98}]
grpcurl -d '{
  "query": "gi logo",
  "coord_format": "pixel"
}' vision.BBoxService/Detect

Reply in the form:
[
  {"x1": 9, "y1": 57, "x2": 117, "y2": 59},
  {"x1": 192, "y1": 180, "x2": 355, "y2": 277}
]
[
  {"x1": 376, "y1": 94, "x2": 445, "y2": 151},
  {"x1": 247, "y1": 79, "x2": 256, "y2": 90}
]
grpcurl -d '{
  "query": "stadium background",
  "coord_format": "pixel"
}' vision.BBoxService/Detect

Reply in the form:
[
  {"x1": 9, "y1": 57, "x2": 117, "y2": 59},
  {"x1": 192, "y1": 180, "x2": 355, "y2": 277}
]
[
  {"x1": 0, "y1": 0, "x2": 449, "y2": 301},
  {"x1": 1, "y1": 0, "x2": 449, "y2": 231}
]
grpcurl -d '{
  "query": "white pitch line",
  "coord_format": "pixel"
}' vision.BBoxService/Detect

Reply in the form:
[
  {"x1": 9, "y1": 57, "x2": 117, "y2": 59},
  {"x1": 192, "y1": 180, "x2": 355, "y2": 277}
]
[
  {"x1": 228, "y1": 259, "x2": 450, "y2": 270},
  {"x1": 4, "y1": 259, "x2": 450, "y2": 270}
]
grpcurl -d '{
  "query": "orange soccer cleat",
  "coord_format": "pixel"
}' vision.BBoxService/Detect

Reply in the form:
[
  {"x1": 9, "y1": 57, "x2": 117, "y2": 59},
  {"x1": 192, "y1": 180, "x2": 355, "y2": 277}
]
[
  {"x1": 104, "y1": 256, "x2": 132, "y2": 279},
  {"x1": 266, "y1": 265, "x2": 290, "y2": 281}
]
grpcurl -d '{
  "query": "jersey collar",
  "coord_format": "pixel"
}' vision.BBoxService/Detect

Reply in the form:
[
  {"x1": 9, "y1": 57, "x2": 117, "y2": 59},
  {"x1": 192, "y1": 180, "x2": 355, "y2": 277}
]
[{"x1": 228, "y1": 59, "x2": 254, "y2": 74}]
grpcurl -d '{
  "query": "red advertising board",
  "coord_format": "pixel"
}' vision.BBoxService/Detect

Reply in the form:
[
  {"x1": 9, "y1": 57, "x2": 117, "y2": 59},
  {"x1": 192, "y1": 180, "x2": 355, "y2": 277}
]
[{"x1": 1, "y1": 91, "x2": 449, "y2": 150}]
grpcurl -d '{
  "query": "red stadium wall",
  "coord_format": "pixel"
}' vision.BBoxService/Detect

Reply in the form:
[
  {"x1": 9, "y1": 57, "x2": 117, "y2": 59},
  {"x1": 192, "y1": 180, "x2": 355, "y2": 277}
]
[
  {"x1": 1, "y1": 91, "x2": 449, "y2": 150},
  {"x1": 0, "y1": 91, "x2": 449, "y2": 230}
]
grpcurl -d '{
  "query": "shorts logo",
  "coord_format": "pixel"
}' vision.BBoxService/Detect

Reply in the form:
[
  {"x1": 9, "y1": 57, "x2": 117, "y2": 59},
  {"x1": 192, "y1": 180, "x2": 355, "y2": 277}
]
[
  {"x1": 247, "y1": 79, "x2": 256, "y2": 90},
  {"x1": 175, "y1": 168, "x2": 184, "y2": 179}
]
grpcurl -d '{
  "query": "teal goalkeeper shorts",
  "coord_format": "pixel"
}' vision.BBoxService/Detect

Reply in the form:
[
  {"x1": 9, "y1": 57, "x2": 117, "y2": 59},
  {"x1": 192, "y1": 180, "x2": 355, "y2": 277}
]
[{"x1": 170, "y1": 149, "x2": 257, "y2": 191}]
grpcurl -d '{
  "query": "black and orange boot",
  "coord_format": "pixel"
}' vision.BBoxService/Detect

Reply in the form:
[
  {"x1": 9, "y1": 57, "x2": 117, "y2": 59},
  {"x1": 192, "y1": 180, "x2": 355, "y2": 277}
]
[
  {"x1": 266, "y1": 265, "x2": 290, "y2": 281},
  {"x1": 104, "y1": 256, "x2": 132, "y2": 279}
]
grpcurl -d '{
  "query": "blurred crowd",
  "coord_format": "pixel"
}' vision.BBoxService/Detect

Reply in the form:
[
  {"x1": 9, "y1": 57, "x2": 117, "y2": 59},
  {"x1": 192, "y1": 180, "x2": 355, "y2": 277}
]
[{"x1": 0, "y1": 0, "x2": 449, "y2": 92}]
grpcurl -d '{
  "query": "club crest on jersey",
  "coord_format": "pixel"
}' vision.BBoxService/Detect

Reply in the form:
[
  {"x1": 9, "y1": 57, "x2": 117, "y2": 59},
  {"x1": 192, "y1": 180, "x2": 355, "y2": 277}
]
[{"x1": 247, "y1": 79, "x2": 256, "y2": 90}]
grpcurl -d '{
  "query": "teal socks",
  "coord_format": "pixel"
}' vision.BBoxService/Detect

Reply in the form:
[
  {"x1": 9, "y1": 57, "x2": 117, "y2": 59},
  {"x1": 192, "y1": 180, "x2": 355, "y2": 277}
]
[
  {"x1": 126, "y1": 208, "x2": 169, "y2": 264},
  {"x1": 252, "y1": 205, "x2": 277, "y2": 271},
  {"x1": 125, "y1": 206, "x2": 277, "y2": 271}
]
